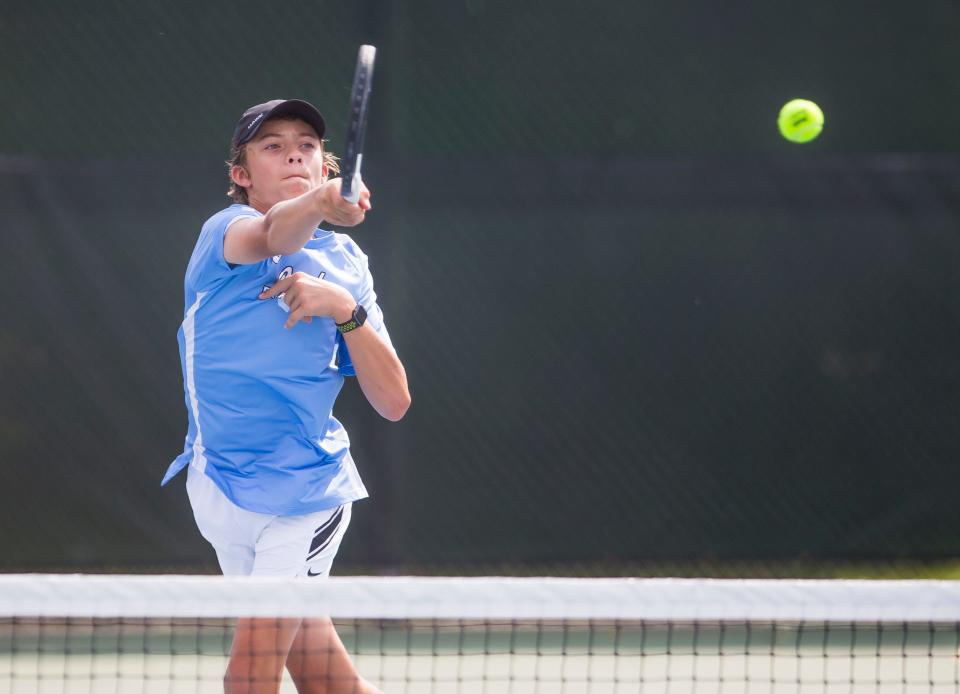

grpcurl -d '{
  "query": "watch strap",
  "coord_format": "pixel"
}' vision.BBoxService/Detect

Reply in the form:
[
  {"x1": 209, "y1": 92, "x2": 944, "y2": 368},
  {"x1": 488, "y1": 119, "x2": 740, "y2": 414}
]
[{"x1": 336, "y1": 304, "x2": 367, "y2": 333}]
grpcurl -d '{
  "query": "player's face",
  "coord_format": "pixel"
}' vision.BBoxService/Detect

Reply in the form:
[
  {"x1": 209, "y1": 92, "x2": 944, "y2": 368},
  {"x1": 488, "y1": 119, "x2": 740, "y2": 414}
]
[{"x1": 239, "y1": 118, "x2": 326, "y2": 211}]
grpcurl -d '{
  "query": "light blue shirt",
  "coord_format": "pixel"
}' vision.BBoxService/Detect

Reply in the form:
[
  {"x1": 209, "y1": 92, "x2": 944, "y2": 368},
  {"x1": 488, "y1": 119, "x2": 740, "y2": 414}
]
[{"x1": 162, "y1": 204, "x2": 391, "y2": 515}]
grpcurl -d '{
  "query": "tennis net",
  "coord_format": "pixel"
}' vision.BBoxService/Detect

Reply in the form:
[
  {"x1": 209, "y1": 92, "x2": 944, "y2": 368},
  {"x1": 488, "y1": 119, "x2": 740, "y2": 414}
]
[{"x1": 1, "y1": 575, "x2": 959, "y2": 693}]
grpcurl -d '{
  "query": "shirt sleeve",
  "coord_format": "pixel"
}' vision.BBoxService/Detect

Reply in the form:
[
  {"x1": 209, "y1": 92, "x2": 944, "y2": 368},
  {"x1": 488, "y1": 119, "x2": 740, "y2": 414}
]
[
  {"x1": 185, "y1": 206, "x2": 262, "y2": 292},
  {"x1": 336, "y1": 242, "x2": 395, "y2": 378}
]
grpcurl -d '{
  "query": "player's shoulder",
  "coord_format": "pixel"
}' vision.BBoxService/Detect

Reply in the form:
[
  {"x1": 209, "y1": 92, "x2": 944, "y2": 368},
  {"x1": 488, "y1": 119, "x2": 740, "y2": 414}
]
[
  {"x1": 202, "y1": 203, "x2": 262, "y2": 233},
  {"x1": 331, "y1": 231, "x2": 368, "y2": 261}
]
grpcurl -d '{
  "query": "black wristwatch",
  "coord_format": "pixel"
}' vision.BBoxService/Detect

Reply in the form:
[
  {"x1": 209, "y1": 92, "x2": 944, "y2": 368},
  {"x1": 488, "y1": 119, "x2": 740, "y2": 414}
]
[{"x1": 336, "y1": 304, "x2": 367, "y2": 333}]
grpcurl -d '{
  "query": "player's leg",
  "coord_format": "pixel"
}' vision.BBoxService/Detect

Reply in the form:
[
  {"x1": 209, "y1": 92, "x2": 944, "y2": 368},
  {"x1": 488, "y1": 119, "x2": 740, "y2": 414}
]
[
  {"x1": 186, "y1": 465, "x2": 264, "y2": 576},
  {"x1": 225, "y1": 614, "x2": 378, "y2": 694},
  {"x1": 189, "y1": 466, "x2": 373, "y2": 693},
  {"x1": 252, "y1": 504, "x2": 378, "y2": 693},
  {"x1": 187, "y1": 466, "x2": 294, "y2": 692},
  {"x1": 288, "y1": 505, "x2": 381, "y2": 693},
  {"x1": 286, "y1": 617, "x2": 382, "y2": 694},
  {"x1": 224, "y1": 617, "x2": 303, "y2": 694}
]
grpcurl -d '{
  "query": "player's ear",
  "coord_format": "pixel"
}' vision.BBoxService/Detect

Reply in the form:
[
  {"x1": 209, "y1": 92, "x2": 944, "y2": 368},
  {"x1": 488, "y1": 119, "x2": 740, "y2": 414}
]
[
  {"x1": 230, "y1": 164, "x2": 251, "y2": 189},
  {"x1": 321, "y1": 162, "x2": 328, "y2": 181}
]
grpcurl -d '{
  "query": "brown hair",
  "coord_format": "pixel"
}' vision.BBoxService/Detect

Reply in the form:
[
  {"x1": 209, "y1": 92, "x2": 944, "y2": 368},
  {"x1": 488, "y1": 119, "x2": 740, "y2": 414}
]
[{"x1": 225, "y1": 114, "x2": 340, "y2": 204}]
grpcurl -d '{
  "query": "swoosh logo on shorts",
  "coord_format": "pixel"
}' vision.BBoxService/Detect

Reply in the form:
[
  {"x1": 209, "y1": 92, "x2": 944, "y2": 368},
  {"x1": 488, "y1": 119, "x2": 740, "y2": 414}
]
[{"x1": 306, "y1": 568, "x2": 325, "y2": 577}]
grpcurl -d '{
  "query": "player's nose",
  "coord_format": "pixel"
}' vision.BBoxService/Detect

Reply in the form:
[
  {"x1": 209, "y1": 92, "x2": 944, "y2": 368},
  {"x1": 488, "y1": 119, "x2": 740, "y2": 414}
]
[{"x1": 287, "y1": 155, "x2": 302, "y2": 163}]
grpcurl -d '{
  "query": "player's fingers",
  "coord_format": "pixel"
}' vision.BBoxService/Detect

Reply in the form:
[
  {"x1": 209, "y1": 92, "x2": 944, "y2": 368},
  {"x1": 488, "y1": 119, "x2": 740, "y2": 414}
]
[
  {"x1": 286, "y1": 295, "x2": 303, "y2": 316},
  {"x1": 260, "y1": 284, "x2": 280, "y2": 299},
  {"x1": 331, "y1": 208, "x2": 365, "y2": 227},
  {"x1": 303, "y1": 316, "x2": 313, "y2": 324},
  {"x1": 284, "y1": 307, "x2": 307, "y2": 330},
  {"x1": 346, "y1": 197, "x2": 367, "y2": 221},
  {"x1": 356, "y1": 182, "x2": 372, "y2": 209},
  {"x1": 260, "y1": 275, "x2": 296, "y2": 299}
]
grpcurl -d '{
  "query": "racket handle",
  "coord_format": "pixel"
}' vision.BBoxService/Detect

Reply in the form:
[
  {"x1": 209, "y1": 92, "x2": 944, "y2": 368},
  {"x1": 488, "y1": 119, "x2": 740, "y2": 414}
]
[{"x1": 342, "y1": 154, "x2": 363, "y2": 204}]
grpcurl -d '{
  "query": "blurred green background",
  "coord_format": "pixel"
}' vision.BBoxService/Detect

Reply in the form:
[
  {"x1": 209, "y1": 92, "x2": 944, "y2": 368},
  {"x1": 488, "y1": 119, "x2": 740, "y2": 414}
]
[{"x1": 2, "y1": 0, "x2": 960, "y2": 576}]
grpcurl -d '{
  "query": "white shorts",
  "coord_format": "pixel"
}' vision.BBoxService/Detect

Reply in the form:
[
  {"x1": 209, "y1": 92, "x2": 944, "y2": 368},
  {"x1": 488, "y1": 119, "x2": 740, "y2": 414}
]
[{"x1": 186, "y1": 465, "x2": 351, "y2": 578}]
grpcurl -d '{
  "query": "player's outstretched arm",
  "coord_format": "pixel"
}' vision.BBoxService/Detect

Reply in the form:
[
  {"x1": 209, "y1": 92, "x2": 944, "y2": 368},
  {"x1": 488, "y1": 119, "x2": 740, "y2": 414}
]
[{"x1": 224, "y1": 179, "x2": 371, "y2": 265}]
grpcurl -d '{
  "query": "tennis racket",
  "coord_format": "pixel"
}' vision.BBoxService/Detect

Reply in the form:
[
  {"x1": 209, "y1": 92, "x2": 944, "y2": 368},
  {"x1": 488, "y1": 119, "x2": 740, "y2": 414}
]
[{"x1": 340, "y1": 44, "x2": 376, "y2": 204}]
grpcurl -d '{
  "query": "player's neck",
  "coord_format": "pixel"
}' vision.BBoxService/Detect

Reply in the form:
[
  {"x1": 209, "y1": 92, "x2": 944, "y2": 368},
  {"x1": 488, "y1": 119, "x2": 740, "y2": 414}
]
[{"x1": 246, "y1": 194, "x2": 271, "y2": 215}]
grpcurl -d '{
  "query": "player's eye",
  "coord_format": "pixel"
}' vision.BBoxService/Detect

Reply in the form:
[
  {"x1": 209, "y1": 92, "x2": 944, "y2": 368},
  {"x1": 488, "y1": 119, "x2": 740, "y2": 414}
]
[
  {"x1": 300, "y1": 142, "x2": 317, "y2": 150},
  {"x1": 264, "y1": 143, "x2": 280, "y2": 150}
]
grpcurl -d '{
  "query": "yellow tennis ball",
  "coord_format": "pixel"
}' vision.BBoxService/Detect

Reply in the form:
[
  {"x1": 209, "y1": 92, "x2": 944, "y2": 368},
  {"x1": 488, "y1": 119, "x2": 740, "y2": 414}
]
[{"x1": 778, "y1": 99, "x2": 824, "y2": 143}]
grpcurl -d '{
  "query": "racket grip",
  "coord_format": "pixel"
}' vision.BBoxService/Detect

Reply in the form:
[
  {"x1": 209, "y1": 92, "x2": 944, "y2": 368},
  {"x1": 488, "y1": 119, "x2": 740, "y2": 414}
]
[
  {"x1": 342, "y1": 154, "x2": 364, "y2": 204},
  {"x1": 343, "y1": 173, "x2": 363, "y2": 204}
]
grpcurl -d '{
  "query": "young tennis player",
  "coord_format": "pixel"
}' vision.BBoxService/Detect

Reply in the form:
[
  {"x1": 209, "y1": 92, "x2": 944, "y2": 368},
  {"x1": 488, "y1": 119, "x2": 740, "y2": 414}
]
[{"x1": 163, "y1": 99, "x2": 409, "y2": 693}]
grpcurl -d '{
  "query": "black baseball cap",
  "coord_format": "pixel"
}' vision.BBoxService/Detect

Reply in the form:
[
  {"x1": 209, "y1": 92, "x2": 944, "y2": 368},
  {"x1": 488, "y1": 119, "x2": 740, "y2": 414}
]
[{"x1": 231, "y1": 99, "x2": 326, "y2": 150}]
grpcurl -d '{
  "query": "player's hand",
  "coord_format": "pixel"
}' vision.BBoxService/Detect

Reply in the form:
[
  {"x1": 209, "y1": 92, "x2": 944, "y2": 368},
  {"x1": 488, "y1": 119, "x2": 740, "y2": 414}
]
[
  {"x1": 259, "y1": 272, "x2": 356, "y2": 329},
  {"x1": 314, "y1": 178, "x2": 371, "y2": 227}
]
